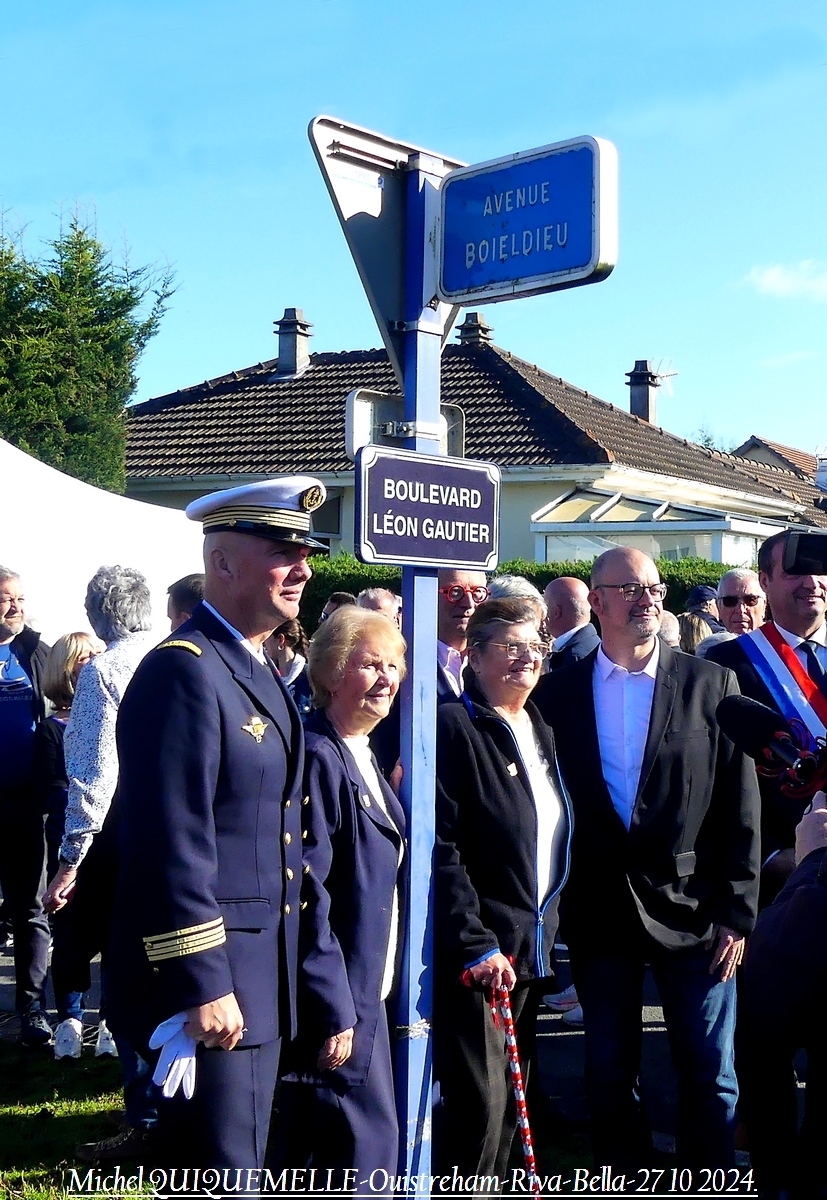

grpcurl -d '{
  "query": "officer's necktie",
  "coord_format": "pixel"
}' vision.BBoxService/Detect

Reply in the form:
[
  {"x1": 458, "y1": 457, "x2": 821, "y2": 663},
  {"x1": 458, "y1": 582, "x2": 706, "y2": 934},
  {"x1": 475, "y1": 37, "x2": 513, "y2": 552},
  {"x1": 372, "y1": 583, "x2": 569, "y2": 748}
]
[{"x1": 801, "y1": 639, "x2": 827, "y2": 701}]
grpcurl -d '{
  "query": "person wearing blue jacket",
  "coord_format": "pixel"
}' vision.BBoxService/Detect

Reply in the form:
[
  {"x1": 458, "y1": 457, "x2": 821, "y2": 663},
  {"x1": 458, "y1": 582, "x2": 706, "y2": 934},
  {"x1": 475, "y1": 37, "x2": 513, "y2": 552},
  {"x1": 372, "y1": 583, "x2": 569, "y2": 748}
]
[
  {"x1": 274, "y1": 606, "x2": 407, "y2": 1190},
  {"x1": 433, "y1": 596, "x2": 573, "y2": 1178}
]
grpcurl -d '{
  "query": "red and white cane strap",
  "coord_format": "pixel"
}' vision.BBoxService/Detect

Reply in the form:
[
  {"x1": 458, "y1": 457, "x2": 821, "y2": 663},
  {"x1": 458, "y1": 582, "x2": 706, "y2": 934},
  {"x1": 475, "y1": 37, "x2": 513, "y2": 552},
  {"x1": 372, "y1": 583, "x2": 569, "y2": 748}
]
[{"x1": 496, "y1": 985, "x2": 541, "y2": 1197}]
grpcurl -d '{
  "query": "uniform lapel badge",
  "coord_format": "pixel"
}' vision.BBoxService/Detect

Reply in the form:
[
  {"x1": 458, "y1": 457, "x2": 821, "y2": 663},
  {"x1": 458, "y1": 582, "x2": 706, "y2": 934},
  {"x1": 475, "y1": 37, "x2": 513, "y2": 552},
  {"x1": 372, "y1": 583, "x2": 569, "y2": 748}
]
[{"x1": 242, "y1": 716, "x2": 268, "y2": 743}]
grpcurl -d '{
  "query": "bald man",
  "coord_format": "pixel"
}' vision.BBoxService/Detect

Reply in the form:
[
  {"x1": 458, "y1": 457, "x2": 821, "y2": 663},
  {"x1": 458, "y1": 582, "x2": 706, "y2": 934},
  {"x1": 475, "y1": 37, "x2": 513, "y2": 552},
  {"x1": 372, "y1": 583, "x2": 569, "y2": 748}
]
[
  {"x1": 534, "y1": 547, "x2": 760, "y2": 1174},
  {"x1": 543, "y1": 576, "x2": 599, "y2": 671}
]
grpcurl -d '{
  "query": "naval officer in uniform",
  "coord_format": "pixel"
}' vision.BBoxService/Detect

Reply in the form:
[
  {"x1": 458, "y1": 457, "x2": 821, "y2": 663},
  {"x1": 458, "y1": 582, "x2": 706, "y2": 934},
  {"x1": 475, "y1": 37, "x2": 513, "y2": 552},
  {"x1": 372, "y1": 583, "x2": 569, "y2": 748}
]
[{"x1": 108, "y1": 477, "x2": 339, "y2": 1168}]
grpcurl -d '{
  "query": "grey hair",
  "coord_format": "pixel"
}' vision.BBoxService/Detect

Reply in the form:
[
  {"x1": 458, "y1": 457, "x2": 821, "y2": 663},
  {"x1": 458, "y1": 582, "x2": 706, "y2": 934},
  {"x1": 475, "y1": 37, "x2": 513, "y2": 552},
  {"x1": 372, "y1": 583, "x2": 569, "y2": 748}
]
[
  {"x1": 357, "y1": 587, "x2": 398, "y2": 607},
  {"x1": 695, "y1": 631, "x2": 736, "y2": 659},
  {"x1": 85, "y1": 565, "x2": 152, "y2": 642},
  {"x1": 717, "y1": 569, "x2": 763, "y2": 598},
  {"x1": 488, "y1": 575, "x2": 547, "y2": 619},
  {"x1": 0, "y1": 565, "x2": 20, "y2": 586}
]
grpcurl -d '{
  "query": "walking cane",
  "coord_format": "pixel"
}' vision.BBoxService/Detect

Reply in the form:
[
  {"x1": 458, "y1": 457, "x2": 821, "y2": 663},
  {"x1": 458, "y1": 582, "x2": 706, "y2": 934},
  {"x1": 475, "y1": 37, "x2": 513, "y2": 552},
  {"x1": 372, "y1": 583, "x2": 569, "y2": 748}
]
[{"x1": 495, "y1": 984, "x2": 542, "y2": 1197}]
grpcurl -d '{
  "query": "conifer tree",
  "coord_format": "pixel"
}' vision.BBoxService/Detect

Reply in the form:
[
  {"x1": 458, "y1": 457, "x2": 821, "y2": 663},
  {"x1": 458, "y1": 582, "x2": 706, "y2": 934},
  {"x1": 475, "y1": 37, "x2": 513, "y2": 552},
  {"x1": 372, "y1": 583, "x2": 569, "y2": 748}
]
[{"x1": 0, "y1": 216, "x2": 173, "y2": 492}]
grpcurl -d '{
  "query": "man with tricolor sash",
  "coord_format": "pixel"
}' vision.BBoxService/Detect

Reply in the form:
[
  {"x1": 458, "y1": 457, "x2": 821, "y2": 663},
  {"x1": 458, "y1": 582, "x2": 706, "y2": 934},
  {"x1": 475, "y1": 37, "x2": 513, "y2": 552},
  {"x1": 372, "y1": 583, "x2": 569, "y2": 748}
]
[{"x1": 707, "y1": 529, "x2": 827, "y2": 902}]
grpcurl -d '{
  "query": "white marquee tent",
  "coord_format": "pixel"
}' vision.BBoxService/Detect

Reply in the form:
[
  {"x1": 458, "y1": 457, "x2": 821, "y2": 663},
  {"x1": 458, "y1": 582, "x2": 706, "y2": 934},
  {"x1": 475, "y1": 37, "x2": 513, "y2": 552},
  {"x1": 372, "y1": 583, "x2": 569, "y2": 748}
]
[{"x1": 0, "y1": 438, "x2": 204, "y2": 645}]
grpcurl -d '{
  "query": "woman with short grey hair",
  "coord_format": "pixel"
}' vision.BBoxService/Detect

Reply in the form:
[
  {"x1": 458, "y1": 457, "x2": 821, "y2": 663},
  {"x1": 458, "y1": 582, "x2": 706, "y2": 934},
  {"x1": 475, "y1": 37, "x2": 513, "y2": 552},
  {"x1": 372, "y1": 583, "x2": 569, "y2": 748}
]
[{"x1": 43, "y1": 565, "x2": 154, "y2": 1068}]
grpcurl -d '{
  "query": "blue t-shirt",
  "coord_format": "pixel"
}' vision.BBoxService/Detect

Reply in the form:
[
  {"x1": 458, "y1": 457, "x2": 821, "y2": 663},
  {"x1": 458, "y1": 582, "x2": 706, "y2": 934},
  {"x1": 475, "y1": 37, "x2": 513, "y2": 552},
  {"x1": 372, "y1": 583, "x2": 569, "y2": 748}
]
[{"x1": 0, "y1": 643, "x2": 36, "y2": 789}]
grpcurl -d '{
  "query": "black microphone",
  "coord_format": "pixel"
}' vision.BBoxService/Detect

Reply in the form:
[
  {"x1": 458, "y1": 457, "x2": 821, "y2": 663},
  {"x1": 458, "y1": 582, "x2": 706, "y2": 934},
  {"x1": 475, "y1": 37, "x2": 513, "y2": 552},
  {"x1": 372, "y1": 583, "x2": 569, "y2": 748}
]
[{"x1": 716, "y1": 694, "x2": 819, "y2": 784}]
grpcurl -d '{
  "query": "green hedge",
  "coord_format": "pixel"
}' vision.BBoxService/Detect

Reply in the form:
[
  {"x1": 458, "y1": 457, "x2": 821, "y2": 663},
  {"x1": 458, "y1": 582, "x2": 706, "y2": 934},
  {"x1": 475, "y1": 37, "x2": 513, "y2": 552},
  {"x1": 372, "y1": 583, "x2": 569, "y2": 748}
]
[{"x1": 300, "y1": 553, "x2": 736, "y2": 629}]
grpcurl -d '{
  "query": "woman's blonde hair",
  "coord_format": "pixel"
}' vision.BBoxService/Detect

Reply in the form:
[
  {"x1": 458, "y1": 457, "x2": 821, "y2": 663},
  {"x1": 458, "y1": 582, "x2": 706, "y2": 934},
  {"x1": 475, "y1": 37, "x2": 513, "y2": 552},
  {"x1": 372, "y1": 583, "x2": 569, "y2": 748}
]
[
  {"x1": 308, "y1": 607, "x2": 407, "y2": 709},
  {"x1": 42, "y1": 632, "x2": 101, "y2": 709}
]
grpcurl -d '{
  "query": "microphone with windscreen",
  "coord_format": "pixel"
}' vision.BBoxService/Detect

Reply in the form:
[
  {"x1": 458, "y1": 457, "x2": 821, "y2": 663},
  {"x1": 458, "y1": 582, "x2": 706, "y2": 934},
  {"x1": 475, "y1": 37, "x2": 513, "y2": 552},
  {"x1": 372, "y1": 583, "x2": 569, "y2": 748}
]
[{"x1": 716, "y1": 694, "x2": 824, "y2": 796}]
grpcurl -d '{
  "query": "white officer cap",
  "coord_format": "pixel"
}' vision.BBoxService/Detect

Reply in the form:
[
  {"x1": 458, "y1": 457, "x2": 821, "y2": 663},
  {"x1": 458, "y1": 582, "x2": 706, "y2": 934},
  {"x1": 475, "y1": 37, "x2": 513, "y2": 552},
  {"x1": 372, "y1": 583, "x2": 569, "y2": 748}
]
[{"x1": 185, "y1": 476, "x2": 328, "y2": 551}]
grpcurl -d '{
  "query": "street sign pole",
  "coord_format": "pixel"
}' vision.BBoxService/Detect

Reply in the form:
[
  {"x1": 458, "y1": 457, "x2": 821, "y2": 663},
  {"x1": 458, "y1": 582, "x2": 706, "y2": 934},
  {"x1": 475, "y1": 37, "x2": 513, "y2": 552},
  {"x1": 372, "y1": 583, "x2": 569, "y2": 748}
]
[{"x1": 394, "y1": 153, "x2": 445, "y2": 1184}]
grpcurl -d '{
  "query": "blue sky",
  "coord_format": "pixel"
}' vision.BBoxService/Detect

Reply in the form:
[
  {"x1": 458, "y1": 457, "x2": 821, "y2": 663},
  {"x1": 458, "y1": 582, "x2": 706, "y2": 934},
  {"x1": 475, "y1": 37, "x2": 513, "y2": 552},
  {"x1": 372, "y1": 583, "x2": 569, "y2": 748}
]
[{"x1": 2, "y1": 1, "x2": 826, "y2": 453}]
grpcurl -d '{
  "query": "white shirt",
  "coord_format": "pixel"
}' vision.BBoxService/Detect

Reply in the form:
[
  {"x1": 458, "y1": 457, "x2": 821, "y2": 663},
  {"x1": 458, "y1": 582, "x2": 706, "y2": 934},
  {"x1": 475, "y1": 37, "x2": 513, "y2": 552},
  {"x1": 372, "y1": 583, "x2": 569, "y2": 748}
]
[
  {"x1": 342, "y1": 735, "x2": 404, "y2": 1002},
  {"x1": 592, "y1": 640, "x2": 659, "y2": 831},
  {"x1": 202, "y1": 600, "x2": 266, "y2": 664},
  {"x1": 774, "y1": 620, "x2": 827, "y2": 673},
  {"x1": 511, "y1": 717, "x2": 563, "y2": 903},
  {"x1": 61, "y1": 632, "x2": 153, "y2": 867},
  {"x1": 437, "y1": 640, "x2": 465, "y2": 696}
]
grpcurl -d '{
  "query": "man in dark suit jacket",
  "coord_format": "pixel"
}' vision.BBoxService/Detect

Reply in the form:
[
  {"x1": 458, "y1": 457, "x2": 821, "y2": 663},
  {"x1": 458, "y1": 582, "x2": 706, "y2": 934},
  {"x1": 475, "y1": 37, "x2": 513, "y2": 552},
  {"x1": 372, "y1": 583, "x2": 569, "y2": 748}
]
[
  {"x1": 534, "y1": 547, "x2": 760, "y2": 1173},
  {"x1": 706, "y1": 533, "x2": 827, "y2": 896},
  {"x1": 543, "y1": 576, "x2": 599, "y2": 671},
  {"x1": 109, "y1": 477, "x2": 329, "y2": 1168}
]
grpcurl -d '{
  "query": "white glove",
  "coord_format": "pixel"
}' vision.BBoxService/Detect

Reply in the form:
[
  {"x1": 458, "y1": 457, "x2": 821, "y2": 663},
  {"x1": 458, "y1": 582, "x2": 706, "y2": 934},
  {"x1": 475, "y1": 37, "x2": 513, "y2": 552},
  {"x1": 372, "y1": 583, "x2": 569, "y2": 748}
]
[{"x1": 149, "y1": 1012, "x2": 197, "y2": 1099}]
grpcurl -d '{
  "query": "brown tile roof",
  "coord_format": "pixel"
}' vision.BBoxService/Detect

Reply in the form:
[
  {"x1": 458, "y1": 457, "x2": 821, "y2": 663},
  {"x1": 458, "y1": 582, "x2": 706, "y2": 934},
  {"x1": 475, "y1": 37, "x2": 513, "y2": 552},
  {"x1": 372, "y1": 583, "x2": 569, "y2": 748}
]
[
  {"x1": 125, "y1": 341, "x2": 827, "y2": 527},
  {"x1": 712, "y1": 450, "x2": 827, "y2": 528},
  {"x1": 731, "y1": 435, "x2": 818, "y2": 479}
]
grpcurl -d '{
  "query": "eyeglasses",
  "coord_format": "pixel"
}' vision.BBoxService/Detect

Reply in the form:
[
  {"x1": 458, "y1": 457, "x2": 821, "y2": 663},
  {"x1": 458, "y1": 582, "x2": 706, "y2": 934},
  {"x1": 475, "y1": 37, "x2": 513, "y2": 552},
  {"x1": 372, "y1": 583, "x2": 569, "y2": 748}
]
[
  {"x1": 439, "y1": 584, "x2": 490, "y2": 605},
  {"x1": 488, "y1": 640, "x2": 550, "y2": 660},
  {"x1": 720, "y1": 594, "x2": 762, "y2": 608},
  {"x1": 595, "y1": 583, "x2": 668, "y2": 603}
]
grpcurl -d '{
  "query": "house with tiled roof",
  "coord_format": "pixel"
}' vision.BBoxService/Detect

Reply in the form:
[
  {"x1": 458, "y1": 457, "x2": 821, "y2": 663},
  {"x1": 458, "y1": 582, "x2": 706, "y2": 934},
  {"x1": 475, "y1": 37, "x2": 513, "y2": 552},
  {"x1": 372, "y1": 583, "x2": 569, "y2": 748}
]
[{"x1": 126, "y1": 309, "x2": 827, "y2": 566}]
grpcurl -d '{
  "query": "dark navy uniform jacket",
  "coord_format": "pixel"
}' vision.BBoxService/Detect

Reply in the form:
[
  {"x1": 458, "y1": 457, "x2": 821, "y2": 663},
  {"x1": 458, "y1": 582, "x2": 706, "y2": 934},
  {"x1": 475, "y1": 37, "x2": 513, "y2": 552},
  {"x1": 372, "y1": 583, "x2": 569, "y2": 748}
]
[
  {"x1": 285, "y1": 709, "x2": 405, "y2": 1088},
  {"x1": 107, "y1": 602, "x2": 305, "y2": 1049}
]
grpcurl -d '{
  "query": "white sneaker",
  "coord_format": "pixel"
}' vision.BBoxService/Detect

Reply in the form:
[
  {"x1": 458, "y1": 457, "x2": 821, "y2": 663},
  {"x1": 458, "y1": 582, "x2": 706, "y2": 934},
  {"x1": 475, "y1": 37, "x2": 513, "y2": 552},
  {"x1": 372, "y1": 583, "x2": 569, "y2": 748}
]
[
  {"x1": 562, "y1": 1003, "x2": 584, "y2": 1026},
  {"x1": 543, "y1": 983, "x2": 579, "y2": 1012},
  {"x1": 95, "y1": 1020, "x2": 118, "y2": 1057},
  {"x1": 54, "y1": 1018, "x2": 83, "y2": 1059}
]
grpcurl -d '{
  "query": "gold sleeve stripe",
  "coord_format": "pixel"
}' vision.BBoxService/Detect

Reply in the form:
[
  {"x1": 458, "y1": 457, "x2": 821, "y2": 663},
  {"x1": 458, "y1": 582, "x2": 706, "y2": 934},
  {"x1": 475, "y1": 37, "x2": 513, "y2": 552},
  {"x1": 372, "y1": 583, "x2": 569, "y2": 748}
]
[
  {"x1": 157, "y1": 640, "x2": 203, "y2": 656},
  {"x1": 143, "y1": 916, "x2": 224, "y2": 952},
  {"x1": 144, "y1": 924, "x2": 227, "y2": 963}
]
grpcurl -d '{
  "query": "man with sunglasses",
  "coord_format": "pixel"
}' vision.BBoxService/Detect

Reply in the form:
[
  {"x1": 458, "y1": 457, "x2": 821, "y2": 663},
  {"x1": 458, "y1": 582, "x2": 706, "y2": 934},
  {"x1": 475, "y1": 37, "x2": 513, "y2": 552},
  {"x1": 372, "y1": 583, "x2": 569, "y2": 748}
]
[
  {"x1": 714, "y1": 570, "x2": 766, "y2": 637},
  {"x1": 535, "y1": 546, "x2": 760, "y2": 1174}
]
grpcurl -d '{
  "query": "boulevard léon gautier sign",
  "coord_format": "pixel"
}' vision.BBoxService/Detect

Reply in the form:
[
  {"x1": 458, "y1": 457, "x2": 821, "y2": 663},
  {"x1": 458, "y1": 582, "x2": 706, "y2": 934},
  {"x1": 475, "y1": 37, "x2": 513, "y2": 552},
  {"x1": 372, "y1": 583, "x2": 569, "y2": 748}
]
[{"x1": 356, "y1": 446, "x2": 500, "y2": 570}]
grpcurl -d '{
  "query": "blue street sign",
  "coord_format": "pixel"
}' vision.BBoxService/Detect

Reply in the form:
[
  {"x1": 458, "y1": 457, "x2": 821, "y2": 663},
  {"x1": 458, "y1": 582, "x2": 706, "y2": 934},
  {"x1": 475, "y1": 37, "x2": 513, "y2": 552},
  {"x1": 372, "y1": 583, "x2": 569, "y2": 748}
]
[
  {"x1": 356, "y1": 445, "x2": 500, "y2": 570},
  {"x1": 437, "y1": 135, "x2": 618, "y2": 304}
]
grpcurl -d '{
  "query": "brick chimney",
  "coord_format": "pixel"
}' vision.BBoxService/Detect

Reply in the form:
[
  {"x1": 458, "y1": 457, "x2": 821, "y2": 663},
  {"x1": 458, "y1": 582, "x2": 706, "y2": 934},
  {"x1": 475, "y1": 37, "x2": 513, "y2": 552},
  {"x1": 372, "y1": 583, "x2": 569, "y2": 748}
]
[
  {"x1": 456, "y1": 312, "x2": 493, "y2": 346},
  {"x1": 274, "y1": 307, "x2": 312, "y2": 378},
  {"x1": 625, "y1": 360, "x2": 660, "y2": 424}
]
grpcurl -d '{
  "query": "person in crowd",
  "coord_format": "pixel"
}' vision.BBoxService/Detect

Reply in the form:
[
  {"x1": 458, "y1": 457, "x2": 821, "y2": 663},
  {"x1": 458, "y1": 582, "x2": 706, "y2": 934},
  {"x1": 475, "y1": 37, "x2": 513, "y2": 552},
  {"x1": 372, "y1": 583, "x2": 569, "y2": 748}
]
[
  {"x1": 534, "y1": 547, "x2": 760, "y2": 1172},
  {"x1": 30, "y1": 632, "x2": 104, "y2": 1059},
  {"x1": 433, "y1": 597, "x2": 572, "y2": 1178},
  {"x1": 319, "y1": 591, "x2": 357, "y2": 625},
  {"x1": 167, "y1": 573, "x2": 205, "y2": 631},
  {"x1": 266, "y1": 618, "x2": 312, "y2": 720},
  {"x1": 107, "y1": 477, "x2": 326, "y2": 1169},
  {"x1": 678, "y1": 610, "x2": 711, "y2": 654},
  {"x1": 543, "y1": 576, "x2": 599, "y2": 670},
  {"x1": 658, "y1": 609, "x2": 681, "y2": 648},
  {"x1": 0, "y1": 566, "x2": 52, "y2": 1046},
  {"x1": 370, "y1": 568, "x2": 490, "y2": 778},
  {"x1": 740, "y1": 794, "x2": 827, "y2": 1198},
  {"x1": 685, "y1": 584, "x2": 725, "y2": 633},
  {"x1": 41, "y1": 567, "x2": 156, "y2": 1158},
  {"x1": 356, "y1": 586, "x2": 402, "y2": 629},
  {"x1": 488, "y1": 574, "x2": 547, "y2": 632},
  {"x1": 715, "y1": 569, "x2": 766, "y2": 637},
  {"x1": 274, "y1": 607, "x2": 406, "y2": 1187},
  {"x1": 695, "y1": 631, "x2": 735, "y2": 660},
  {"x1": 706, "y1": 530, "x2": 827, "y2": 898}
]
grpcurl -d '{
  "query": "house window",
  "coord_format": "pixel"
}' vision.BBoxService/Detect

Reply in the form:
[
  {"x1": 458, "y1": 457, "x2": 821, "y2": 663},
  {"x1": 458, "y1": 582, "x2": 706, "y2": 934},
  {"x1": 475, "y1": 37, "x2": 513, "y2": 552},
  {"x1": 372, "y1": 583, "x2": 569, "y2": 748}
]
[{"x1": 311, "y1": 496, "x2": 341, "y2": 538}]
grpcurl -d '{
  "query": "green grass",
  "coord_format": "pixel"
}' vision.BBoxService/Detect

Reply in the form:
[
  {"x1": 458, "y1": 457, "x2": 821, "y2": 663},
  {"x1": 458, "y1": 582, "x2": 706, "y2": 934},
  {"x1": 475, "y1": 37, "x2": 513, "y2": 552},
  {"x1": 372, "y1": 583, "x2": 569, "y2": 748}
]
[{"x1": 0, "y1": 1041, "x2": 124, "y2": 1199}]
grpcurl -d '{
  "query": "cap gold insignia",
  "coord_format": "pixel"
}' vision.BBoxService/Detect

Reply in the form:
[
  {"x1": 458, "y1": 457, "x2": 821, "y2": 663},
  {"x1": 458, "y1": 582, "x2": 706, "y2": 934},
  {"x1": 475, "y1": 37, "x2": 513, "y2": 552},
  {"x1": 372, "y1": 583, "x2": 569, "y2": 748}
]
[
  {"x1": 300, "y1": 485, "x2": 324, "y2": 513},
  {"x1": 242, "y1": 716, "x2": 268, "y2": 743}
]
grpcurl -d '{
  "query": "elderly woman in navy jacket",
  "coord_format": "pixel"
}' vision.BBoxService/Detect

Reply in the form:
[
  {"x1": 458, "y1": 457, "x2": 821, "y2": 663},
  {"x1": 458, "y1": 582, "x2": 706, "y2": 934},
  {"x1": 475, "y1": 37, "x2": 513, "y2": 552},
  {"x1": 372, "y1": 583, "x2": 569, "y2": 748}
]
[
  {"x1": 434, "y1": 596, "x2": 573, "y2": 1178},
  {"x1": 275, "y1": 606, "x2": 406, "y2": 1186}
]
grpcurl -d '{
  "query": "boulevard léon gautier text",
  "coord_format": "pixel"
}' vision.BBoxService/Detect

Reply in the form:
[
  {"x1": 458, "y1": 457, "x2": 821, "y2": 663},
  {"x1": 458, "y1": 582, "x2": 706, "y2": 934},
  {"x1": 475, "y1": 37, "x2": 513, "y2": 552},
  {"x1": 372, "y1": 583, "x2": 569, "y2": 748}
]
[{"x1": 374, "y1": 479, "x2": 491, "y2": 547}]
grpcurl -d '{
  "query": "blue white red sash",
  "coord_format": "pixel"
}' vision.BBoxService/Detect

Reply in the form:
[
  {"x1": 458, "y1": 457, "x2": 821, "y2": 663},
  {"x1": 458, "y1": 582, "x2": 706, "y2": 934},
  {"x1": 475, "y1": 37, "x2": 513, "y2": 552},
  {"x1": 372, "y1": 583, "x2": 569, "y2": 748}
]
[{"x1": 739, "y1": 622, "x2": 827, "y2": 748}]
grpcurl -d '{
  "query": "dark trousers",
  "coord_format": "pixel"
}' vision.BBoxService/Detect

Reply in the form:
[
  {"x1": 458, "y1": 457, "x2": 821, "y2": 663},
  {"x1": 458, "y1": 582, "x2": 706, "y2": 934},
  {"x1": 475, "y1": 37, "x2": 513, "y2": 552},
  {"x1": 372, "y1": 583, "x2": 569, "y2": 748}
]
[
  {"x1": 273, "y1": 1005, "x2": 398, "y2": 1192},
  {"x1": 570, "y1": 941, "x2": 738, "y2": 1172},
  {"x1": 739, "y1": 1017, "x2": 827, "y2": 1195},
  {"x1": 155, "y1": 1039, "x2": 281, "y2": 1168},
  {"x1": 433, "y1": 979, "x2": 536, "y2": 1178},
  {"x1": 0, "y1": 790, "x2": 49, "y2": 1013}
]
